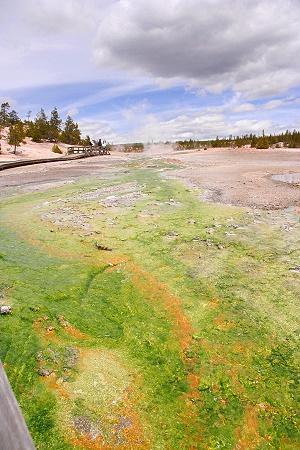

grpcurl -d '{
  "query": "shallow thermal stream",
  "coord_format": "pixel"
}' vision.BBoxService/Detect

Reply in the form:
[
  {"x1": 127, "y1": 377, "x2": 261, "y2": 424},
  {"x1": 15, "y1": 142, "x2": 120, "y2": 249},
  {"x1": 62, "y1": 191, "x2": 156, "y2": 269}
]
[{"x1": 273, "y1": 172, "x2": 300, "y2": 183}]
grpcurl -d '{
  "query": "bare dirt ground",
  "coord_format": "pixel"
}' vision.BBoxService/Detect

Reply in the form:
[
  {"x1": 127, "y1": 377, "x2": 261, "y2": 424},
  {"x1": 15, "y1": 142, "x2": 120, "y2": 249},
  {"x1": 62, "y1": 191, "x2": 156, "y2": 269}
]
[
  {"x1": 1, "y1": 145, "x2": 300, "y2": 209},
  {"x1": 164, "y1": 147, "x2": 300, "y2": 209},
  {"x1": 0, "y1": 130, "x2": 70, "y2": 160}
]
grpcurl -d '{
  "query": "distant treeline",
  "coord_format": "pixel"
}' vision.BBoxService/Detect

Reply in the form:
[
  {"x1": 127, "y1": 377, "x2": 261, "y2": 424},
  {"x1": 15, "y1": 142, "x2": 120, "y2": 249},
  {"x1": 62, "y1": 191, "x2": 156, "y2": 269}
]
[
  {"x1": 0, "y1": 102, "x2": 94, "y2": 153},
  {"x1": 176, "y1": 129, "x2": 300, "y2": 150},
  {"x1": 2, "y1": 100, "x2": 300, "y2": 154}
]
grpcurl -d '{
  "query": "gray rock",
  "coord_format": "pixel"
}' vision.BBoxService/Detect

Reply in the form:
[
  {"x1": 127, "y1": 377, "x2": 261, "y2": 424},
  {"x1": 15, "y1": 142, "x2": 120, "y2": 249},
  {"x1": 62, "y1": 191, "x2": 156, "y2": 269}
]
[
  {"x1": 0, "y1": 306, "x2": 12, "y2": 314},
  {"x1": 166, "y1": 231, "x2": 179, "y2": 238},
  {"x1": 289, "y1": 266, "x2": 300, "y2": 273},
  {"x1": 38, "y1": 367, "x2": 54, "y2": 377}
]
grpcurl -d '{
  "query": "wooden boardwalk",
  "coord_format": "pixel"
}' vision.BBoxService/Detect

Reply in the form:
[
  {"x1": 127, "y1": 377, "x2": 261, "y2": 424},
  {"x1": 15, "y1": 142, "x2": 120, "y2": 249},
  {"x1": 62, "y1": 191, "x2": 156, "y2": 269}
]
[
  {"x1": 0, "y1": 361, "x2": 35, "y2": 449},
  {"x1": 67, "y1": 145, "x2": 110, "y2": 155}
]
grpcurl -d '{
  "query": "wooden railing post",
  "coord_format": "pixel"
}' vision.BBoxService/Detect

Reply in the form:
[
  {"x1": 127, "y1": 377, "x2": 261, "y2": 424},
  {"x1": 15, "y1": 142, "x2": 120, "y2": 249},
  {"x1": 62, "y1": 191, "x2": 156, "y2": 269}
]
[{"x1": 0, "y1": 360, "x2": 36, "y2": 449}]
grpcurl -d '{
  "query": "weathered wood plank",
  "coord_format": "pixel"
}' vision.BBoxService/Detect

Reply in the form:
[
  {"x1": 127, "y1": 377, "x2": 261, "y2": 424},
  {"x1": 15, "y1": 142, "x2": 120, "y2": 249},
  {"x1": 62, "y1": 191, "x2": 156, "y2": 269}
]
[{"x1": 0, "y1": 360, "x2": 35, "y2": 449}]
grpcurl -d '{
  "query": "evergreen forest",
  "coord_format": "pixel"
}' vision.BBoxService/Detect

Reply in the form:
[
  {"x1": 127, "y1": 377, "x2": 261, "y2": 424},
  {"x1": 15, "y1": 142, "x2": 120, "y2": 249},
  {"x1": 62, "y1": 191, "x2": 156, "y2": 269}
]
[{"x1": 1, "y1": 101, "x2": 300, "y2": 151}]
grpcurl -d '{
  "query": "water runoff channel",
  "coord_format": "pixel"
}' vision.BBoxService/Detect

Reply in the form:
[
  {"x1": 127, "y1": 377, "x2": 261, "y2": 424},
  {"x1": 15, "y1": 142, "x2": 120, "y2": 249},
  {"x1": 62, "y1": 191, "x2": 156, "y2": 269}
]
[
  {"x1": 272, "y1": 172, "x2": 300, "y2": 214},
  {"x1": 272, "y1": 172, "x2": 300, "y2": 183}
]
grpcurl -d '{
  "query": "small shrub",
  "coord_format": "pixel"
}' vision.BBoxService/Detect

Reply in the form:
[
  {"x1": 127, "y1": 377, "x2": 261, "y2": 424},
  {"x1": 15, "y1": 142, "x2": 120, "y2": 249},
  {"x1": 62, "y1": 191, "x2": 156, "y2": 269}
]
[
  {"x1": 256, "y1": 137, "x2": 269, "y2": 149},
  {"x1": 52, "y1": 144, "x2": 62, "y2": 154},
  {"x1": 124, "y1": 143, "x2": 144, "y2": 153}
]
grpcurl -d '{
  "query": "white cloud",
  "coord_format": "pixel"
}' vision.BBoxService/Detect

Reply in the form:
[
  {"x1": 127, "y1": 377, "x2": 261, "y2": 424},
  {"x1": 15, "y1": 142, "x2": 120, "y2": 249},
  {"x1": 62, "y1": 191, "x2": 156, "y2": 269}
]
[
  {"x1": 67, "y1": 108, "x2": 79, "y2": 117},
  {"x1": 232, "y1": 119, "x2": 273, "y2": 135},
  {"x1": 78, "y1": 118, "x2": 119, "y2": 142},
  {"x1": 84, "y1": 109, "x2": 277, "y2": 144},
  {"x1": 136, "y1": 114, "x2": 273, "y2": 143},
  {"x1": 263, "y1": 100, "x2": 285, "y2": 110},
  {"x1": 263, "y1": 97, "x2": 300, "y2": 109},
  {"x1": 231, "y1": 103, "x2": 256, "y2": 113},
  {"x1": 25, "y1": 0, "x2": 97, "y2": 34},
  {"x1": 94, "y1": 0, "x2": 300, "y2": 99},
  {"x1": 122, "y1": 99, "x2": 150, "y2": 120},
  {"x1": 0, "y1": 1, "x2": 106, "y2": 89},
  {"x1": 2, "y1": 0, "x2": 300, "y2": 98},
  {"x1": 1, "y1": 1, "x2": 300, "y2": 143},
  {"x1": 0, "y1": 96, "x2": 17, "y2": 108}
]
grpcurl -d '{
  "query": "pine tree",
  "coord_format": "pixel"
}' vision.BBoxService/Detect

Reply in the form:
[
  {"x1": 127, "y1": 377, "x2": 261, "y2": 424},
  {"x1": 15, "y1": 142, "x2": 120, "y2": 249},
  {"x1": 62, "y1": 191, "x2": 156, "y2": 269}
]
[
  {"x1": 25, "y1": 110, "x2": 32, "y2": 123},
  {"x1": 30, "y1": 126, "x2": 43, "y2": 143},
  {"x1": 25, "y1": 120, "x2": 35, "y2": 139},
  {"x1": 8, "y1": 110, "x2": 20, "y2": 125},
  {"x1": 32, "y1": 108, "x2": 48, "y2": 141},
  {"x1": 8, "y1": 122, "x2": 25, "y2": 154},
  {"x1": 212, "y1": 136, "x2": 219, "y2": 148},
  {"x1": 256, "y1": 130, "x2": 269, "y2": 149},
  {"x1": 60, "y1": 115, "x2": 81, "y2": 144},
  {"x1": 0, "y1": 102, "x2": 10, "y2": 127},
  {"x1": 250, "y1": 135, "x2": 257, "y2": 148},
  {"x1": 49, "y1": 107, "x2": 62, "y2": 141},
  {"x1": 80, "y1": 135, "x2": 92, "y2": 146}
]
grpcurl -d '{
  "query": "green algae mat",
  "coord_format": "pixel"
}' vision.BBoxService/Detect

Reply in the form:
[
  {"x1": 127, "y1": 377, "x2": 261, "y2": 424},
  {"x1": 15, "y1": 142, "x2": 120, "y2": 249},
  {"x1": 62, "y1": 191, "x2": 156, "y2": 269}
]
[{"x1": 0, "y1": 158, "x2": 299, "y2": 449}]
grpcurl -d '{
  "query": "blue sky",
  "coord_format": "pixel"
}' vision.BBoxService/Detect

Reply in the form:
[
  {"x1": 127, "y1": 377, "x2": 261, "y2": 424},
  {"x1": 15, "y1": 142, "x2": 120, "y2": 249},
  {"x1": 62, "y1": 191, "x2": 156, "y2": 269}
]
[{"x1": 1, "y1": 0, "x2": 300, "y2": 144}]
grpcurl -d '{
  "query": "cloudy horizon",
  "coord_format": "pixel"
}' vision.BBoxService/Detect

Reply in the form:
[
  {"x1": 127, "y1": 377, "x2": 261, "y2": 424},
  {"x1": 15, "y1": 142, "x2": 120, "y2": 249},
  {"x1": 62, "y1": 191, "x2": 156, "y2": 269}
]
[{"x1": 1, "y1": 0, "x2": 300, "y2": 144}]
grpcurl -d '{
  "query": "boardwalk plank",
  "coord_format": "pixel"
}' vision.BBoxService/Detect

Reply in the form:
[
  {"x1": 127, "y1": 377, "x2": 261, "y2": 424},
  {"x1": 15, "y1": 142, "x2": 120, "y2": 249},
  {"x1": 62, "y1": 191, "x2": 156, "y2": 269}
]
[{"x1": 0, "y1": 361, "x2": 35, "y2": 449}]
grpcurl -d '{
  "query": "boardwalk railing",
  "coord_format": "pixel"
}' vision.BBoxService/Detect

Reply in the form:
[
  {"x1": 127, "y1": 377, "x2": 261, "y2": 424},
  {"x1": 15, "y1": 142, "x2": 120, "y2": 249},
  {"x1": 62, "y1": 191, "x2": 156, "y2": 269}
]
[
  {"x1": 0, "y1": 146, "x2": 110, "y2": 172},
  {"x1": 67, "y1": 145, "x2": 110, "y2": 155},
  {"x1": 0, "y1": 361, "x2": 36, "y2": 449}
]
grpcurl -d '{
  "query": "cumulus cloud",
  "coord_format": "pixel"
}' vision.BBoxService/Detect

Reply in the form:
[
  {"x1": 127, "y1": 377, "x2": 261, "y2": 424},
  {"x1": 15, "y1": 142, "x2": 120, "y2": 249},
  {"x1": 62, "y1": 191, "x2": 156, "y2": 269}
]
[
  {"x1": 102, "y1": 109, "x2": 276, "y2": 144},
  {"x1": 78, "y1": 118, "x2": 119, "y2": 142},
  {"x1": 2, "y1": 0, "x2": 300, "y2": 98},
  {"x1": 94, "y1": 0, "x2": 300, "y2": 99}
]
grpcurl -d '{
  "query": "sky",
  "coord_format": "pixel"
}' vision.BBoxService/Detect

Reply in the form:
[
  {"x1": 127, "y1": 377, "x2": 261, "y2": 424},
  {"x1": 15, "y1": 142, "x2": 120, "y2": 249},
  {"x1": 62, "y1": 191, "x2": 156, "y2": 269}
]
[{"x1": 1, "y1": 0, "x2": 300, "y2": 144}]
